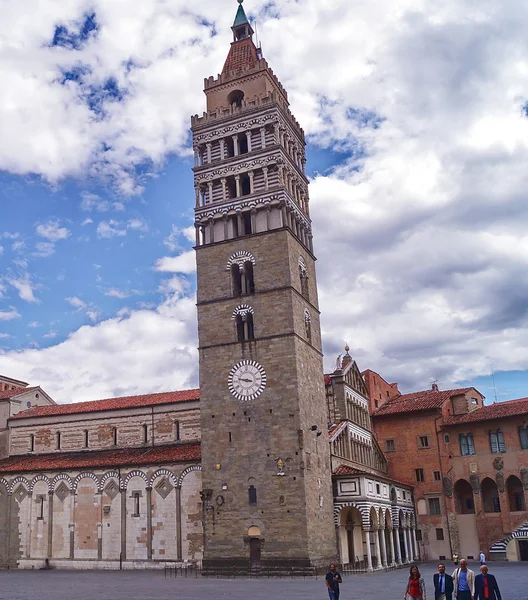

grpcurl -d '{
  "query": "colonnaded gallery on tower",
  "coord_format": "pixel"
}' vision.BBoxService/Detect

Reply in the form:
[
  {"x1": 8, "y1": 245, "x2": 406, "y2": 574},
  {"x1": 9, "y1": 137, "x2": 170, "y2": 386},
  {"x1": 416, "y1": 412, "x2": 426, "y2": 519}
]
[{"x1": 0, "y1": 1, "x2": 417, "y2": 572}]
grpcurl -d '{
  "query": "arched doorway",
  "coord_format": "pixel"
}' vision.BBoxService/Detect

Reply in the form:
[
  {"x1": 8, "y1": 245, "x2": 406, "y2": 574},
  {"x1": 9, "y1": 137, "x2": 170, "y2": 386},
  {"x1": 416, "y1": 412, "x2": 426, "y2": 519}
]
[
  {"x1": 507, "y1": 476, "x2": 526, "y2": 512},
  {"x1": 481, "y1": 478, "x2": 501, "y2": 513},
  {"x1": 339, "y1": 506, "x2": 364, "y2": 565},
  {"x1": 454, "y1": 479, "x2": 475, "y2": 514}
]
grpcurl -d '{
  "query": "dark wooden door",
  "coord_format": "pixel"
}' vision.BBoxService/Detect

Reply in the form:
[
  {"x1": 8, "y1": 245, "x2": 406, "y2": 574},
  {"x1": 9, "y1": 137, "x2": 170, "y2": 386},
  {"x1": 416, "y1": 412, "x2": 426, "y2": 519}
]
[
  {"x1": 250, "y1": 538, "x2": 261, "y2": 568},
  {"x1": 519, "y1": 540, "x2": 528, "y2": 561}
]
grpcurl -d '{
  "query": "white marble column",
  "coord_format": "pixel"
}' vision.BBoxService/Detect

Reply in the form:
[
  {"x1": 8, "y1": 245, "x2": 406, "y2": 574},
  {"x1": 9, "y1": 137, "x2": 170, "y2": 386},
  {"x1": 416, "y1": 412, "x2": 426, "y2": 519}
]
[
  {"x1": 248, "y1": 171, "x2": 254, "y2": 194},
  {"x1": 373, "y1": 525, "x2": 381, "y2": 570},
  {"x1": 235, "y1": 175, "x2": 241, "y2": 197},
  {"x1": 260, "y1": 127, "x2": 266, "y2": 148},
  {"x1": 379, "y1": 526, "x2": 388, "y2": 568},
  {"x1": 247, "y1": 131, "x2": 252, "y2": 153},
  {"x1": 263, "y1": 167, "x2": 269, "y2": 190},
  {"x1": 221, "y1": 178, "x2": 227, "y2": 201},
  {"x1": 232, "y1": 135, "x2": 239, "y2": 156},
  {"x1": 220, "y1": 139, "x2": 226, "y2": 160},
  {"x1": 364, "y1": 528, "x2": 373, "y2": 572},
  {"x1": 389, "y1": 527, "x2": 396, "y2": 566},
  {"x1": 206, "y1": 142, "x2": 212, "y2": 164},
  {"x1": 403, "y1": 527, "x2": 410, "y2": 563},
  {"x1": 394, "y1": 527, "x2": 402, "y2": 564},
  {"x1": 207, "y1": 181, "x2": 213, "y2": 204}
]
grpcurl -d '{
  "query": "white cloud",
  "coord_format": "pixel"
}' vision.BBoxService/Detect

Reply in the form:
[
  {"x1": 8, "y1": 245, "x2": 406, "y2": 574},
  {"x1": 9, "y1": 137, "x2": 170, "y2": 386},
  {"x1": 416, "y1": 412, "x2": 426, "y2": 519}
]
[
  {"x1": 81, "y1": 218, "x2": 94, "y2": 226},
  {"x1": 154, "y1": 250, "x2": 196, "y2": 274},
  {"x1": 0, "y1": 295, "x2": 198, "y2": 403},
  {"x1": 105, "y1": 288, "x2": 129, "y2": 299},
  {"x1": 80, "y1": 192, "x2": 110, "y2": 212},
  {"x1": 0, "y1": 245, "x2": 3, "y2": 255},
  {"x1": 7, "y1": 275, "x2": 39, "y2": 303},
  {"x1": 1, "y1": 232, "x2": 19, "y2": 240},
  {"x1": 96, "y1": 220, "x2": 127, "y2": 238},
  {"x1": 28, "y1": 321, "x2": 41, "y2": 328},
  {"x1": 33, "y1": 242, "x2": 56, "y2": 258},
  {"x1": 127, "y1": 218, "x2": 148, "y2": 232},
  {"x1": 36, "y1": 220, "x2": 70, "y2": 242},
  {"x1": 66, "y1": 296, "x2": 101, "y2": 323},
  {"x1": 43, "y1": 330, "x2": 58, "y2": 339},
  {"x1": 0, "y1": 333, "x2": 11, "y2": 339},
  {"x1": 0, "y1": 307, "x2": 21, "y2": 321},
  {"x1": 11, "y1": 241, "x2": 25, "y2": 252}
]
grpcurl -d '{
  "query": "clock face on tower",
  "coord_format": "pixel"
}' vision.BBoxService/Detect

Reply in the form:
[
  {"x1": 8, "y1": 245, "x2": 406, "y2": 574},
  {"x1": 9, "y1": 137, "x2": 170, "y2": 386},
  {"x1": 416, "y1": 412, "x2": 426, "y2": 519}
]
[{"x1": 228, "y1": 360, "x2": 267, "y2": 401}]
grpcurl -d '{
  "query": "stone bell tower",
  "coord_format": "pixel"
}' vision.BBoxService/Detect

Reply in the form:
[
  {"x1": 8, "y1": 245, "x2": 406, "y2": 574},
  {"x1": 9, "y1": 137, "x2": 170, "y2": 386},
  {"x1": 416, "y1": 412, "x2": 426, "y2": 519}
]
[{"x1": 193, "y1": 0, "x2": 337, "y2": 572}]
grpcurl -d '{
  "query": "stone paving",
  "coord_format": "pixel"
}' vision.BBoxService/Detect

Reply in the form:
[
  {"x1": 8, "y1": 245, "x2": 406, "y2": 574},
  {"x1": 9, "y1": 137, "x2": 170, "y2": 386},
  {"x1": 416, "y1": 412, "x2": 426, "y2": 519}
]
[{"x1": 0, "y1": 562, "x2": 525, "y2": 600}]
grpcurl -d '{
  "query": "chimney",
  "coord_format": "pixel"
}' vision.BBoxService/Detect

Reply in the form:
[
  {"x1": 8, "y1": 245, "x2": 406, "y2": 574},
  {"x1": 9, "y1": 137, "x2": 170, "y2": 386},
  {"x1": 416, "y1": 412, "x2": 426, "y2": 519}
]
[{"x1": 432, "y1": 382, "x2": 439, "y2": 392}]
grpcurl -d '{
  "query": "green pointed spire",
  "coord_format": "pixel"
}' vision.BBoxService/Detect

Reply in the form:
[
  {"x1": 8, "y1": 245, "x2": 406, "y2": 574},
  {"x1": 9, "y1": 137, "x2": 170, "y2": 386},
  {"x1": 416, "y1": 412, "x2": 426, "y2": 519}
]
[{"x1": 233, "y1": 0, "x2": 249, "y2": 28}]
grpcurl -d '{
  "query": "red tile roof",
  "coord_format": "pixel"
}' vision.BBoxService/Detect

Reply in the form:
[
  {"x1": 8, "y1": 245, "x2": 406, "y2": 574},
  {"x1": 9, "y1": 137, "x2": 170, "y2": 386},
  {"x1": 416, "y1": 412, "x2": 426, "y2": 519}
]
[
  {"x1": 10, "y1": 389, "x2": 200, "y2": 420},
  {"x1": 334, "y1": 464, "x2": 364, "y2": 476},
  {"x1": 333, "y1": 464, "x2": 412, "y2": 488},
  {"x1": 444, "y1": 397, "x2": 528, "y2": 425},
  {"x1": 0, "y1": 443, "x2": 201, "y2": 474},
  {"x1": 0, "y1": 386, "x2": 38, "y2": 400},
  {"x1": 324, "y1": 374, "x2": 332, "y2": 386},
  {"x1": 373, "y1": 388, "x2": 475, "y2": 417}
]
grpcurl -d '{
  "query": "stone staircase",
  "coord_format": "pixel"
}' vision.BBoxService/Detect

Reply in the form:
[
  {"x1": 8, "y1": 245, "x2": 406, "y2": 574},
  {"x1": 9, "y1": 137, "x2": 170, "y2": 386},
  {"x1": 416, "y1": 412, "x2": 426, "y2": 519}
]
[{"x1": 489, "y1": 521, "x2": 528, "y2": 560}]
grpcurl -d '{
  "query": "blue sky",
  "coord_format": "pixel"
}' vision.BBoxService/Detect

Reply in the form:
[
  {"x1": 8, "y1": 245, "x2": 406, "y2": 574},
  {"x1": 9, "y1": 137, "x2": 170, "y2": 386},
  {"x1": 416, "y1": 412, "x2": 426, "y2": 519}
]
[{"x1": 2, "y1": 0, "x2": 528, "y2": 404}]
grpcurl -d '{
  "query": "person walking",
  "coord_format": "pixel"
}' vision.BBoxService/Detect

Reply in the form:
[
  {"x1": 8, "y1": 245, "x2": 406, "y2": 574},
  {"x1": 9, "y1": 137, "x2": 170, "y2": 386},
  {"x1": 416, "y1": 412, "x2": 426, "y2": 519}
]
[
  {"x1": 404, "y1": 565, "x2": 426, "y2": 600},
  {"x1": 325, "y1": 563, "x2": 342, "y2": 600},
  {"x1": 433, "y1": 563, "x2": 454, "y2": 600},
  {"x1": 452, "y1": 559, "x2": 475, "y2": 600},
  {"x1": 452, "y1": 552, "x2": 459, "y2": 567},
  {"x1": 479, "y1": 551, "x2": 486, "y2": 566},
  {"x1": 475, "y1": 565, "x2": 502, "y2": 600}
]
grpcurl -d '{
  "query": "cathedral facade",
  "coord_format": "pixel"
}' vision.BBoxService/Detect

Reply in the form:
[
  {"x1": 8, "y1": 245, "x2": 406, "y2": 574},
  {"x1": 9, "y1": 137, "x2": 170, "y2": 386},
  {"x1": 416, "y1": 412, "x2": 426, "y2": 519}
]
[{"x1": 0, "y1": 1, "x2": 416, "y2": 572}]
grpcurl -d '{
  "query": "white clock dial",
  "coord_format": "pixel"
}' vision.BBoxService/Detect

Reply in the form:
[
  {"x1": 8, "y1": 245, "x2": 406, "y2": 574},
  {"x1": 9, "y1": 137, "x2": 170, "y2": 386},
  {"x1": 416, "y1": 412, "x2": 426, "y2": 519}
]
[{"x1": 228, "y1": 360, "x2": 267, "y2": 401}]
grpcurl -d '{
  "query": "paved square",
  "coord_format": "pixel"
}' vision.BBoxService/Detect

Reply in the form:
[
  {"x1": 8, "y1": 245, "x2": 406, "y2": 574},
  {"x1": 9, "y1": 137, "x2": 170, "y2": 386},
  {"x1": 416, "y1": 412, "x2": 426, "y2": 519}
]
[{"x1": 0, "y1": 562, "x2": 525, "y2": 600}]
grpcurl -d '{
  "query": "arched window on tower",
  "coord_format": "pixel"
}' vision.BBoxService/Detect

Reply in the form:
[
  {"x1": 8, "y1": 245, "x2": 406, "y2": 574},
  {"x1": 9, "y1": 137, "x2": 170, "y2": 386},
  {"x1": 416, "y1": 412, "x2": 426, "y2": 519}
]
[
  {"x1": 248, "y1": 485, "x2": 257, "y2": 505},
  {"x1": 233, "y1": 306, "x2": 255, "y2": 342},
  {"x1": 227, "y1": 89, "x2": 244, "y2": 108},
  {"x1": 228, "y1": 253, "x2": 256, "y2": 297}
]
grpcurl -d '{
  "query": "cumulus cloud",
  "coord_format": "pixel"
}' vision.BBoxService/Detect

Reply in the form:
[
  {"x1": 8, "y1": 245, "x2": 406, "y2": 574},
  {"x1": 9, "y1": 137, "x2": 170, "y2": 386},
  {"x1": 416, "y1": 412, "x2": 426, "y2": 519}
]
[
  {"x1": 33, "y1": 242, "x2": 56, "y2": 258},
  {"x1": 66, "y1": 296, "x2": 101, "y2": 322},
  {"x1": 96, "y1": 220, "x2": 127, "y2": 238},
  {"x1": 0, "y1": 307, "x2": 21, "y2": 321},
  {"x1": 2, "y1": 292, "x2": 198, "y2": 403},
  {"x1": 154, "y1": 250, "x2": 196, "y2": 274},
  {"x1": 36, "y1": 220, "x2": 70, "y2": 242},
  {"x1": 7, "y1": 275, "x2": 39, "y2": 303}
]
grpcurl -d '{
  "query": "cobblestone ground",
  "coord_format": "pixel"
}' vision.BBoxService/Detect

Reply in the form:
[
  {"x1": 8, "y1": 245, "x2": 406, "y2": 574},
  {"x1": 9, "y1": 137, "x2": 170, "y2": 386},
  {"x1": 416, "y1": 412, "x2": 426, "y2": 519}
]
[{"x1": 0, "y1": 562, "x2": 526, "y2": 600}]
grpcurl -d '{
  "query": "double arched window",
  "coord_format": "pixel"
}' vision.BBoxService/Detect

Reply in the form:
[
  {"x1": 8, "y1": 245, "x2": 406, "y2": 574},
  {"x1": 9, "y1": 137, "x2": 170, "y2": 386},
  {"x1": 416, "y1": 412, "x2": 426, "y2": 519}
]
[
  {"x1": 459, "y1": 433, "x2": 475, "y2": 456},
  {"x1": 233, "y1": 305, "x2": 255, "y2": 342},
  {"x1": 489, "y1": 429, "x2": 506, "y2": 453},
  {"x1": 228, "y1": 252, "x2": 255, "y2": 297}
]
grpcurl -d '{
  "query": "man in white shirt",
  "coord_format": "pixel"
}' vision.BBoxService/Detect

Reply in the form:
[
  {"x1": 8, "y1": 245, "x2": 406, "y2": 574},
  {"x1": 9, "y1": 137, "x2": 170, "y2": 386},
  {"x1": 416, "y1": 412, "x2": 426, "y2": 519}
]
[{"x1": 479, "y1": 551, "x2": 486, "y2": 565}]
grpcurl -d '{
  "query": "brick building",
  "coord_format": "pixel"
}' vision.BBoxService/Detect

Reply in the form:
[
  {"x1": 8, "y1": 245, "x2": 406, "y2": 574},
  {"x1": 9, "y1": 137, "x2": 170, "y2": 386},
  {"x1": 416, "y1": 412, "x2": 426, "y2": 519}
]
[{"x1": 368, "y1": 371, "x2": 528, "y2": 563}]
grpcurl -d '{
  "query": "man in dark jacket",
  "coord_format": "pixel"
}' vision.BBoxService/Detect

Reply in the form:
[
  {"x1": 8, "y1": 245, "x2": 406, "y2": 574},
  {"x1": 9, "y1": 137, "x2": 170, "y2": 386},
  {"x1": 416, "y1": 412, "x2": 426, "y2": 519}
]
[
  {"x1": 475, "y1": 565, "x2": 502, "y2": 600},
  {"x1": 433, "y1": 563, "x2": 454, "y2": 600}
]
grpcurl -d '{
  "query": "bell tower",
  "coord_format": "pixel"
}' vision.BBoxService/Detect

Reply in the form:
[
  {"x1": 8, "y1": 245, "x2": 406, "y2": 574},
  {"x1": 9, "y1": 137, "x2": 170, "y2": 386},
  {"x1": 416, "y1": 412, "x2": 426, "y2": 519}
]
[{"x1": 193, "y1": 0, "x2": 337, "y2": 572}]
